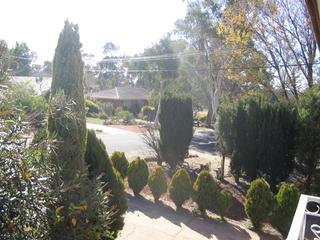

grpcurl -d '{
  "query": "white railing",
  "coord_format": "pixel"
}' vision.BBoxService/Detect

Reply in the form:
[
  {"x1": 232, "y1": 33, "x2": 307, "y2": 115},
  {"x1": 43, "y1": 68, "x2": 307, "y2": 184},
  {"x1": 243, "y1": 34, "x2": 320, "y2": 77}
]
[{"x1": 287, "y1": 194, "x2": 320, "y2": 240}]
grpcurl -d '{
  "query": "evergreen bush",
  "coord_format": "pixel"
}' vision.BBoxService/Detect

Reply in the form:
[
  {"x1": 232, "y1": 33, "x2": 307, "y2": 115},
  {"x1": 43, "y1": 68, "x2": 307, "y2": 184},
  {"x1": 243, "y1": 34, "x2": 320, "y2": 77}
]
[
  {"x1": 85, "y1": 129, "x2": 127, "y2": 237},
  {"x1": 159, "y1": 93, "x2": 193, "y2": 169},
  {"x1": 193, "y1": 170, "x2": 218, "y2": 215},
  {"x1": 47, "y1": 21, "x2": 114, "y2": 239},
  {"x1": 245, "y1": 178, "x2": 273, "y2": 229},
  {"x1": 110, "y1": 151, "x2": 129, "y2": 178},
  {"x1": 116, "y1": 110, "x2": 134, "y2": 124},
  {"x1": 127, "y1": 157, "x2": 149, "y2": 196},
  {"x1": 148, "y1": 166, "x2": 167, "y2": 201},
  {"x1": 141, "y1": 105, "x2": 156, "y2": 121},
  {"x1": 169, "y1": 168, "x2": 193, "y2": 208},
  {"x1": 272, "y1": 183, "x2": 300, "y2": 237},
  {"x1": 216, "y1": 190, "x2": 233, "y2": 219},
  {"x1": 85, "y1": 98, "x2": 100, "y2": 114},
  {"x1": 217, "y1": 96, "x2": 297, "y2": 189},
  {"x1": 296, "y1": 84, "x2": 320, "y2": 194}
]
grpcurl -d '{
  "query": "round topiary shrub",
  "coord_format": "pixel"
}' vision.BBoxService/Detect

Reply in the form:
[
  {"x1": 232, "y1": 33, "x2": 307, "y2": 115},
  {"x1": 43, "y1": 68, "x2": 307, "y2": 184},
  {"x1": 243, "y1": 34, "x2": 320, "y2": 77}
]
[
  {"x1": 127, "y1": 157, "x2": 149, "y2": 196},
  {"x1": 169, "y1": 168, "x2": 193, "y2": 209},
  {"x1": 272, "y1": 183, "x2": 300, "y2": 237},
  {"x1": 193, "y1": 170, "x2": 218, "y2": 215},
  {"x1": 110, "y1": 151, "x2": 129, "y2": 178},
  {"x1": 148, "y1": 166, "x2": 167, "y2": 202},
  {"x1": 216, "y1": 189, "x2": 233, "y2": 219},
  {"x1": 245, "y1": 178, "x2": 273, "y2": 229}
]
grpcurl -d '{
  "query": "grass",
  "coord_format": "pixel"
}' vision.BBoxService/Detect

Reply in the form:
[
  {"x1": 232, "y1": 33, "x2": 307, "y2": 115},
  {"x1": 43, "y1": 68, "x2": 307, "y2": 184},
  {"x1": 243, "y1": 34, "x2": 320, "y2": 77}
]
[{"x1": 86, "y1": 117, "x2": 104, "y2": 125}]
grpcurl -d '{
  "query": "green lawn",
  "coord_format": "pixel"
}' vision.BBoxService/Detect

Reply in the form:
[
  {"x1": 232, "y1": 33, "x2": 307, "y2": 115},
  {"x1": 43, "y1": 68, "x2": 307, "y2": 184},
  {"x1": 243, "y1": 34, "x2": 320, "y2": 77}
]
[{"x1": 86, "y1": 117, "x2": 104, "y2": 125}]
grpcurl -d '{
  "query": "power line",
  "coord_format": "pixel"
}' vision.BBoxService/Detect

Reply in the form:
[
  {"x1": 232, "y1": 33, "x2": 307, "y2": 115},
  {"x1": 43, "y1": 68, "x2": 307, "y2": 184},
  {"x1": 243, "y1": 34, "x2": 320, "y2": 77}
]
[
  {"x1": 97, "y1": 47, "x2": 259, "y2": 63},
  {"x1": 93, "y1": 61, "x2": 320, "y2": 74}
]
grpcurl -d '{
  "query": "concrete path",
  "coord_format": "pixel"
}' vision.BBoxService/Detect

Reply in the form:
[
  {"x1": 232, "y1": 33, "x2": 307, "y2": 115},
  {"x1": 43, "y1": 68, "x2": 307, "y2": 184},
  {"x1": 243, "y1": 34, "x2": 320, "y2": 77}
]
[
  {"x1": 86, "y1": 123, "x2": 133, "y2": 135},
  {"x1": 118, "y1": 194, "x2": 281, "y2": 240},
  {"x1": 86, "y1": 123, "x2": 151, "y2": 158}
]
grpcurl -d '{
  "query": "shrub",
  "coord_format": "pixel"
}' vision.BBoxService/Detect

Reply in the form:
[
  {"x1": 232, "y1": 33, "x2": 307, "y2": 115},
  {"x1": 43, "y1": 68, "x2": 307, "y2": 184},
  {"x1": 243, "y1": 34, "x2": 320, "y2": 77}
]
[
  {"x1": 196, "y1": 112, "x2": 207, "y2": 124},
  {"x1": 141, "y1": 105, "x2": 156, "y2": 121},
  {"x1": 0, "y1": 95, "x2": 55, "y2": 239},
  {"x1": 110, "y1": 151, "x2": 129, "y2": 178},
  {"x1": 128, "y1": 102, "x2": 141, "y2": 116},
  {"x1": 116, "y1": 110, "x2": 134, "y2": 124},
  {"x1": 149, "y1": 89, "x2": 160, "y2": 108},
  {"x1": 272, "y1": 183, "x2": 300, "y2": 237},
  {"x1": 216, "y1": 190, "x2": 233, "y2": 219},
  {"x1": 100, "y1": 102, "x2": 115, "y2": 116},
  {"x1": 127, "y1": 157, "x2": 149, "y2": 196},
  {"x1": 217, "y1": 96, "x2": 297, "y2": 189},
  {"x1": 99, "y1": 112, "x2": 109, "y2": 120},
  {"x1": 85, "y1": 130, "x2": 127, "y2": 237},
  {"x1": 159, "y1": 93, "x2": 193, "y2": 169},
  {"x1": 296, "y1": 84, "x2": 320, "y2": 193},
  {"x1": 193, "y1": 170, "x2": 218, "y2": 215},
  {"x1": 148, "y1": 166, "x2": 167, "y2": 201},
  {"x1": 169, "y1": 168, "x2": 193, "y2": 208},
  {"x1": 245, "y1": 178, "x2": 273, "y2": 229},
  {"x1": 85, "y1": 99, "x2": 100, "y2": 114}
]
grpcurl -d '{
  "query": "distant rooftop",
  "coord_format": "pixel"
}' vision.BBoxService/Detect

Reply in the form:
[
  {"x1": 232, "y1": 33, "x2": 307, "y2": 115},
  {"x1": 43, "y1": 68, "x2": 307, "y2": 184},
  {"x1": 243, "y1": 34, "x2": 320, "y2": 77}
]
[
  {"x1": 10, "y1": 76, "x2": 52, "y2": 94},
  {"x1": 92, "y1": 87, "x2": 149, "y2": 100}
]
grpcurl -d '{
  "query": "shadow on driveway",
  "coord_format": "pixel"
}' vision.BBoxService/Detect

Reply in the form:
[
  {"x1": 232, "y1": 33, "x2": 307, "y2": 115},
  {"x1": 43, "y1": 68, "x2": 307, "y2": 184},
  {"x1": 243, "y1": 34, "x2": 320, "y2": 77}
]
[{"x1": 124, "y1": 193, "x2": 280, "y2": 240}]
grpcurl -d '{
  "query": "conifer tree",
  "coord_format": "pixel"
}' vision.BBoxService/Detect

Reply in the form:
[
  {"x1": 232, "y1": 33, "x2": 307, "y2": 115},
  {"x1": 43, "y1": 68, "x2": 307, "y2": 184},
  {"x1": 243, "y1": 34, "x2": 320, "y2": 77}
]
[
  {"x1": 48, "y1": 21, "x2": 112, "y2": 239},
  {"x1": 159, "y1": 93, "x2": 193, "y2": 169},
  {"x1": 48, "y1": 20, "x2": 86, "y2": 179}
]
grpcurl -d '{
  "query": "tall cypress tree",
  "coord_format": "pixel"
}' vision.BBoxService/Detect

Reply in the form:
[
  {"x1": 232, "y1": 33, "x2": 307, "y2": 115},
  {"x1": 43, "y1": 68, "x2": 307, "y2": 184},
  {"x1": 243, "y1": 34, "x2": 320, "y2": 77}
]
[
  {"x1": 48, "y1": 21, "x2": 113, "y2": 239},
  {"x1": 48, "y1": 20, "x2": 86, "y2": 179},
  {"x1": 159, "y1": 93, "x2": 193, "y2": 169}
]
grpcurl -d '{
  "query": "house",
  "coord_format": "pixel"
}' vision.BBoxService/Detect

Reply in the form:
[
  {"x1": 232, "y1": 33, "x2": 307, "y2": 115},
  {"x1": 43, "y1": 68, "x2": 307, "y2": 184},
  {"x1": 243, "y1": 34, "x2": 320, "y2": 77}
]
[
  {"x1": 90, "y1": 87, "x2": 149, "y2": 113},
  {"x1": 9, "y1": 76, "x2": 52, "y2": 94}
]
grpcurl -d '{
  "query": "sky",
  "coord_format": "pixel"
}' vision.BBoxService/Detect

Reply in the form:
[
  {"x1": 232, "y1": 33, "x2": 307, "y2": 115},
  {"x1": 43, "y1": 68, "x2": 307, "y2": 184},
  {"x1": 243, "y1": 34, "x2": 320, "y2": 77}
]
[{"x1": 0, "y1": 0, "x2": 187, "y2": 64}]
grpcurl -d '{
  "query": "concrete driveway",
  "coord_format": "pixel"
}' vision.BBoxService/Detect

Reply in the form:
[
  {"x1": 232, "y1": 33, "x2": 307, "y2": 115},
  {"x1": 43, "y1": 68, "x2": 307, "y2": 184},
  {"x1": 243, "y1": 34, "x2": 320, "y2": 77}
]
[
  {"x1": 87, "y1": 123, "x2": 151, "y2": 158},
  {"x1": 87, "y1": 123, "x2": 216, "y2": 159},
  {"x1": 118, "y1": 194, "x2": 281, "y2": 240}
]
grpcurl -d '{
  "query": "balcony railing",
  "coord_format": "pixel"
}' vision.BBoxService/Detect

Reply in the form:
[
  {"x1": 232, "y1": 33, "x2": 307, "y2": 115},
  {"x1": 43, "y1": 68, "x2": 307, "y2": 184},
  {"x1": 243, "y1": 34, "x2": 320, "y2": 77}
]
[{"x1": 287, "y1": 194, "x2": 320, "y2": 240}]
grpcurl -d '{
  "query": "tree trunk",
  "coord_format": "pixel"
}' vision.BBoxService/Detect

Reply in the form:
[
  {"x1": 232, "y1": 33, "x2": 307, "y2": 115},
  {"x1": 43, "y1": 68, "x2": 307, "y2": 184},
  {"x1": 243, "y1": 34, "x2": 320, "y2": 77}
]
[
  {"x1": 206, "y1": 103, "x2": 213, "y2": 127},
  {"x1": 154, "y1": 81, "x2": 164, "y2": 128},
  {"x1": 221, "y1": 153, "x2": 225, "y2": 180}
]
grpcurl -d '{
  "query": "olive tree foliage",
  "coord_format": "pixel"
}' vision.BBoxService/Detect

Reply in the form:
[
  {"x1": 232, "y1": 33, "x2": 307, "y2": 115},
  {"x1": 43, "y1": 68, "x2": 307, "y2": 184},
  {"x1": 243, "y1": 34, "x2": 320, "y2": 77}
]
[
  {"x1": 218, "y1": 0, "x2": 318, "y2": 102},
  {"x1": 159, "y1": 94, "x2": 193, "y2": 169},
  {"x1": 0, "y1": 91, "x2": 54, "y2": 239}
]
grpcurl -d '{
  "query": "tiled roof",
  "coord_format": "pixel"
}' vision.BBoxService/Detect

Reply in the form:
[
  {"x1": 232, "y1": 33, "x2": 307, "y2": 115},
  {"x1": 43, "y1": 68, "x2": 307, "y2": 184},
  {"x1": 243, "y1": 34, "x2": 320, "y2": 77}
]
[{"x1": 92, "y1": 87, "x2": 149, "y2": 100}]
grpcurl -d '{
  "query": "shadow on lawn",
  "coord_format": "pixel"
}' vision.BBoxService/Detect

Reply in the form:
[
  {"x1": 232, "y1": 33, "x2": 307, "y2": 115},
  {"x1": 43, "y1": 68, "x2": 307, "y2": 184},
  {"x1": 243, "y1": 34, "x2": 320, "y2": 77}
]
[{"x1": 126, "y1": 193, "x2": 281, "y2": 240}]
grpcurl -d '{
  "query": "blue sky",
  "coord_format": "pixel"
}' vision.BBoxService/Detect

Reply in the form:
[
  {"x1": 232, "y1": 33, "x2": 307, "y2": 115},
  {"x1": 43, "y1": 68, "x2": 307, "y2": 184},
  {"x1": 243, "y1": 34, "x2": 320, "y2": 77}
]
[{"x1": 0, "y1": 0, "x2": 187, "y2": 63}]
